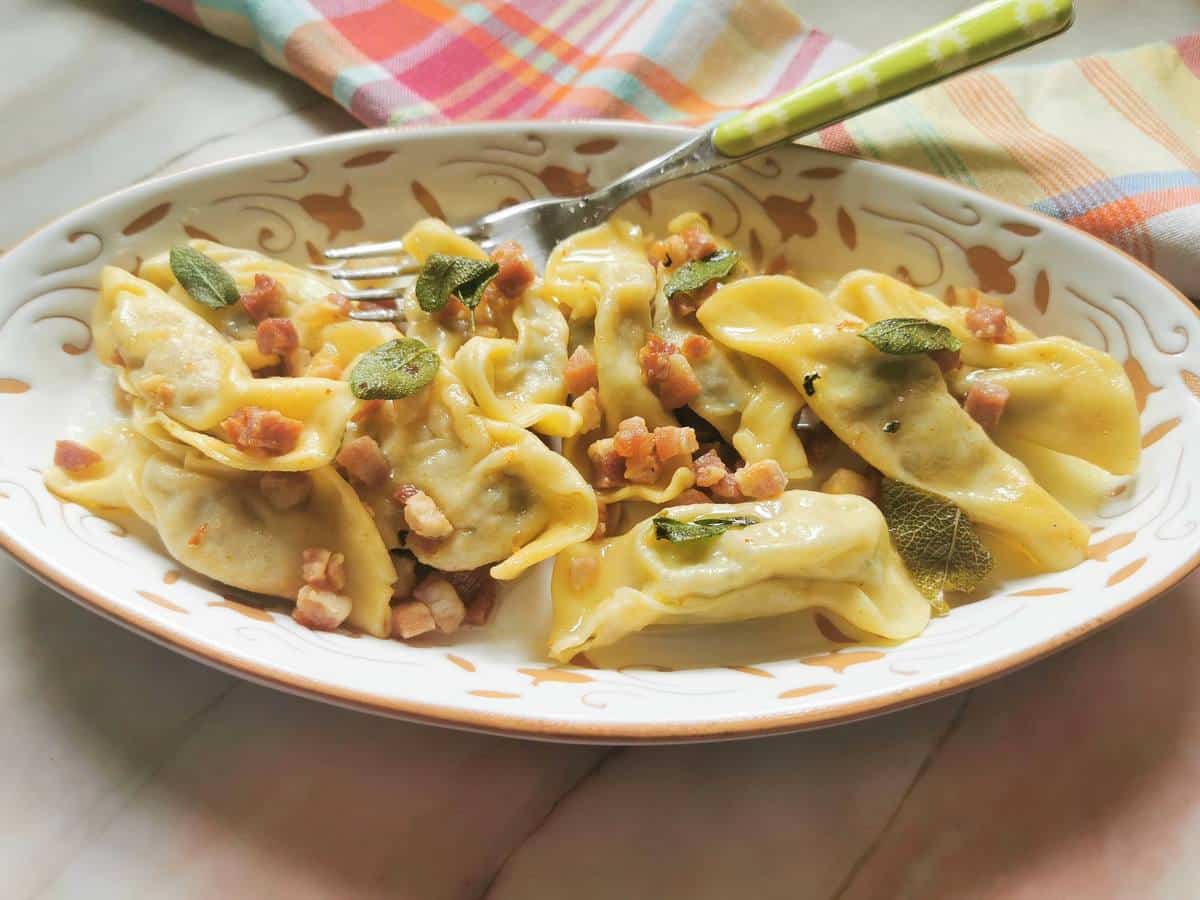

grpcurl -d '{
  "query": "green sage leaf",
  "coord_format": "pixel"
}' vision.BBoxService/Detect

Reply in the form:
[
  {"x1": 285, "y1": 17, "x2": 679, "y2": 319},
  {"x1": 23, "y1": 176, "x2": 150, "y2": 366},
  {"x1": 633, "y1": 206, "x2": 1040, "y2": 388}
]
[
  {"x1": 415, "y1": 254, "x2": 499, "y2": 313},
  {"x1": 169, "y1": 245, "x2": 240, "y2": 310},
  {"x1": 663, "y1": 249, "x2": 739, "y2": 300},
  {"x1": 653, "y1": 513, "x2": 758, "y2": 544},
  {"x1": 859, "y1": 317, "x2": 962, "y2": 356},
  {"x1": 348, "y1": 337, "x2": 439, "y2": 400},
  {"x1": 878, "y1": 478, "x2": 993, "y2": 613}
]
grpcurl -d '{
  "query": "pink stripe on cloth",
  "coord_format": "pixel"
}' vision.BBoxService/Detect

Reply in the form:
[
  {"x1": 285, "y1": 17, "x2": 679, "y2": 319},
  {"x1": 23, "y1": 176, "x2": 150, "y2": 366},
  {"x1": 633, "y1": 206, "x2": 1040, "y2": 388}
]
[
  {"x1": 141, "y1": 3, "x2": 1200, "y2": 296},
  {"x1": 818, "y1": 122, "x2": 860, "y2": 156},
  {"x1": 147, "y1": 0, "x2": 855, "y2": 128},
  {"x1": 766, "y1": 29, "x2": 832, "y2": 97},
  {"x1": 1173, "y1": 33, "x2": 1200, "y2": 78}
]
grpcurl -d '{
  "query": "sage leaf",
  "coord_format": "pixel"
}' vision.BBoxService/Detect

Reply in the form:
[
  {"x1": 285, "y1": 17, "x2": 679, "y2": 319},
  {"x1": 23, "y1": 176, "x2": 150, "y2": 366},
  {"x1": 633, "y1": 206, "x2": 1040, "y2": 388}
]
[
  {"x1": 664, "y1": 249, "x2": 739, "y2": 300},
  {"x1": 415, "y1": 254, "x2": 499, "y2": 313},
  {"x1": 348, "y1": 337, "x2": 439, "y2": 399},
  {"x1": 169, "y1": 245, "x2": 240, "y2": 310},
  {"x1": 653, "y1": 513, "x2": 758, "y2": 544},
  {"x1": 859, "y1": 317, "x2": 962, "y2": 356},
  {"x1": 878, "y1": 478, "x2": 992, "y2": 613}
]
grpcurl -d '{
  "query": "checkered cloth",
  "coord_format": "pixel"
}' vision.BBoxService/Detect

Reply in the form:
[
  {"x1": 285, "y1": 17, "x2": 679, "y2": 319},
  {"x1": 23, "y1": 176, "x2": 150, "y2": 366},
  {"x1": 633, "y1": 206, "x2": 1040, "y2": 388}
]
[{"x1": 147, "y1": 1, "x2": 1200, "y2": 297}]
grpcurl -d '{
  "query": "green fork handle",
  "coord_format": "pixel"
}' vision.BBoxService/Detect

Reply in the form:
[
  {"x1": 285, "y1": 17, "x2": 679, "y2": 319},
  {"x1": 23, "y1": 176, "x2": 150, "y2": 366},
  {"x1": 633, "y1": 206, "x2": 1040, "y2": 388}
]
[
  {"x1": 565, "y1": 0, "x2": 1072, "y2": 228},
  {"x1": 712, "y1": 0, "x2": 1074, "y2": 158}
]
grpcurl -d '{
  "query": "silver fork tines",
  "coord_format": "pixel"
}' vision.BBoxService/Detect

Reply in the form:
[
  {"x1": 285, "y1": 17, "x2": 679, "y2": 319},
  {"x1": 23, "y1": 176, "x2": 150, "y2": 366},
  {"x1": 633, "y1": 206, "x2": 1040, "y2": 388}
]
[
  {"x1": 348, "y1": 305, "x2": 405, "y2": 321},
  {"x1": 324, "y1": 224, "x2": 483, "y2": 261},
  {"x1": 340, "y1": 286, "x2": 410, "y2": 302},
  {"x1": 323, "y1": 238, "x2": 410, "y2": 260},
  {"x1": 333, "y1": 261, "x2": 420, "y2": 281}
]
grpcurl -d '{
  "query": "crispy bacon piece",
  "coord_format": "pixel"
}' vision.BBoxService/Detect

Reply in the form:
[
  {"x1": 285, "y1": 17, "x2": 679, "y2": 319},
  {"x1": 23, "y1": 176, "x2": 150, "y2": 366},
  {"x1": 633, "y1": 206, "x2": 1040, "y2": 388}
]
[
  {"x1": 438, "y1": 566, "x2": 497, "y2": 627},
  {"x1": 404, "y1": 490, "x2": 453, "y2": 539},
  {"x1": 463, "y1": 586, "x2": 496, "y2": 626},
  {"x1": 659, "y1": 353, "x2": 702, "y2": 409},
  {"x1": 240, "y1": 274, "x2": 286, "y2": 322},
  {"x1": 613, "y1": 416, "x2": 654, "y2": 458},
  {"x1": 624, "y1": 456, "x2": 659, "y2": 486},
  {"x1": 54, "y1": 440, "x2": 101, "y2": 472},
  {"x1": 680, "y1": 225, "x2": 718, "y2": 260},
  {"x1": 735, "y1": 459, "x2": 787, "y2": 499},
  {"x1": 668, "y1": 281, "x2": 721, "y2": 319},
  {"x1": 442, "y1": 567, "x2": 494, "y2": 604},
  {"x1": 614, "y1": 416, "x2": 659, "y2": 485},
  {"x1": 300, "y1": 547, "x2": 346, "y2": 592},
  {"x1": 653, "y1": 425, "x2": 698, "y2": 461},
  {"x1": 259, "y1": 472, "x2": 311, "y2": 510},
  {"x1": 255, "y1": 317, "x2": 299, "y2": 356},
  {"x1": 964, "y1": 381, "x2": 1010, "y2": 430},
  {"x1": 414, "y1": 575, "x2": 466, "y2": 634},
  {"x1": 392, "y1": 482, "x2": 420, "y2": 506},
  {"x1": 565, "y1": 346, "x2": 599, "y2": 396},
  {"x1": 647, "y1": 225, "x2": 717, "y2": 268},
  {"x1": 638, "y1": 333, "x2": 674, "y2": 383},
  {"x1": 294, "y1": 586, "x2": 352, "y2": 631},
  {"x1": 638, "y1": 335, "x2": 701, "y2": 409},
  {"x1": 391, "y1": 600, "x2": 437, "y2": 639},
  {"x1": 221, "y1": 407, "x2": 303, "y2": 456},
  {"x1": 681, "y1": 334, "x2": 712, "y2": 362},
  {"x1": 490, "y1": 240, "x2": 536, "y2": 298},
  {"x1": 587, "y1": 438, "x2": 625, "y2": 490},
  {"x1": 572, "y1": 388, "x2": 603, "y2": 434},
  {"x1": 336, "y1": 435, "x2": 391, "y2": 487},
  {"x1": 710, "y1": 471, "x2": 745, "y2": 503},
  {"x1": 648, "y1": 234, "x2": 686, "y2": 268},
  {"x1": 965, "y1": 305, "x2": 1010, "y2": 343},
  {"x1": 729, "y1": 460, "x2": 787, "y2": 504},
  {"x1": 692, "y1": 449, "x2": 728, "y2": 489},
  {"x1": 930, "y1": 348, "x2": 961, "y2": 373}
]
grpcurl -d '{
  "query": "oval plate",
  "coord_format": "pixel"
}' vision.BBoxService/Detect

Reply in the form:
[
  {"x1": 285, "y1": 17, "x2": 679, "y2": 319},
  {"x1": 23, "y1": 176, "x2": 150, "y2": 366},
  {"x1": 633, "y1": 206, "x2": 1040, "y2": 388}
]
[{"x1": 1, "y1": 122, "x2": 1198, "y2": 743}]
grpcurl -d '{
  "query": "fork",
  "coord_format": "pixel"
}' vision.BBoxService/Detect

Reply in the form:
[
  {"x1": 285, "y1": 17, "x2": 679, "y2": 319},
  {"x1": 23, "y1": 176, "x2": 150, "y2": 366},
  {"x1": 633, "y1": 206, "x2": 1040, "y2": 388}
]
[{"x1": 327, "y1": 0, "x2": 1073, "y2": 312}]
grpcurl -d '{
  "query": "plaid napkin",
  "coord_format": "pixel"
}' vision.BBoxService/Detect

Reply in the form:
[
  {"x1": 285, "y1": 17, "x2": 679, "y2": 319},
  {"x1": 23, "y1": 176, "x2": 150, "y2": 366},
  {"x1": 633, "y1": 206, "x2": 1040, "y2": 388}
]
[{"x1": 148, "y1": 1, "x2": 1199, "y2": 297}]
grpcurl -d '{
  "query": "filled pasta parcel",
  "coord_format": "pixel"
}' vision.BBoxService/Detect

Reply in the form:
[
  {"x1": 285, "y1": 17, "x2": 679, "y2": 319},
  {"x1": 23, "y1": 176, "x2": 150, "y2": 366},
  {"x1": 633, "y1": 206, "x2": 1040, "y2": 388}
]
[{"x1": 47, "y1": 216, "x2": 1139, "y2": 661}]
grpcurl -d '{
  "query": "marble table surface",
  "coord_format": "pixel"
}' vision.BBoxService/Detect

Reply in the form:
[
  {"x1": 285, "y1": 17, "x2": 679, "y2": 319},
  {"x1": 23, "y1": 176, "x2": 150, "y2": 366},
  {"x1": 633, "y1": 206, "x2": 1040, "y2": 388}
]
[{"x1": 5, "y1": 2, "x2": 1200, "y2": 897}]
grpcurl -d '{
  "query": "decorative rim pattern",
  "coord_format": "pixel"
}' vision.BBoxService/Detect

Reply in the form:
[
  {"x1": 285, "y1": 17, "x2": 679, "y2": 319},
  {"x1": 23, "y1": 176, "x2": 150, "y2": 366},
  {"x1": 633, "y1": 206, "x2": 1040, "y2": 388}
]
[{"x1": 1, "y1": 121, "x2": 1198, "y2": 744}]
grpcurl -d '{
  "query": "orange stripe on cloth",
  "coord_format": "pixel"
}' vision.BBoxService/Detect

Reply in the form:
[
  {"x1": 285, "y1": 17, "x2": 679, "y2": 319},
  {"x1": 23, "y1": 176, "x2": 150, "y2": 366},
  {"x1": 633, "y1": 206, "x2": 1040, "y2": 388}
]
[
  {"x1": 434, "y1": 0, "x2": 624, "y2": 119},
  {"x1": 1077, "y1": 57, "x2": 1200, "y2": 171},
  {"x1": 284, "y1": 19, "x2": 374, "y2": 96},
  {"x1": 470, "y1": 1, "x2": 635, "y2": 119},
  {"x1": 602, "y1": 52, "x2": 730, "y2": 117},
  {"x1": 943, "y1": 72, "x2": 1154, "y2": 264},
  {"x1": 530, "y1": 0, "x2": 656, "y2": 116},
  {"x1": 545, "y1": 85, "x2": 651, "y2": 121},
  {"x1": 1069, "y1": 186, "x2": 1200, "y2": 237},
  {"x1": 818, "y1": 121, "x2": 860, "y2": 156}
]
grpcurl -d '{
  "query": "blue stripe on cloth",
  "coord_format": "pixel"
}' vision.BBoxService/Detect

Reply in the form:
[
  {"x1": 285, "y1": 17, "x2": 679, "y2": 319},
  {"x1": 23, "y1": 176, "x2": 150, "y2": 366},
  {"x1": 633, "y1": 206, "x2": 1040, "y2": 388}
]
[{"x1": 1031, "y1": 170, "x2": 1200, "y2": 217}]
